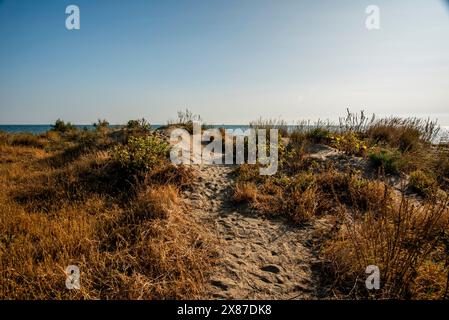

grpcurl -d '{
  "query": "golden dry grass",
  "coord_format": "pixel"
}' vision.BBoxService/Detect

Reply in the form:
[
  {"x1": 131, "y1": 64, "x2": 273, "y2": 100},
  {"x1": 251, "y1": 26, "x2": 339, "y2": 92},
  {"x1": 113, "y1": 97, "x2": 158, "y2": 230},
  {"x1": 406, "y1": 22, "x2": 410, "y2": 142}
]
[
  {"x1": 0, "y1": 131, "x2": 212, "y2": 299},
  {"x1": 232, "y1": 113, "x2": 449, "y2": 299},
  {"x1": 322, "y1": 194, "x2": 449, "y2": 299},
  {"x1": 233, "y1": 182, "x2": 258, "y2": 204}
]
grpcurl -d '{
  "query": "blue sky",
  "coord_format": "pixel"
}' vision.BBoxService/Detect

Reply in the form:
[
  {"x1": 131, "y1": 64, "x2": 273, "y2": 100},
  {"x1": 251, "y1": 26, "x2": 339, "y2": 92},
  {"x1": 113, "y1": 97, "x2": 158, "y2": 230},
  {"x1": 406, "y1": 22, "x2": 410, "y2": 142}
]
[{"x1": 1, "y1": 0, "x2": 449, "y2": 125}]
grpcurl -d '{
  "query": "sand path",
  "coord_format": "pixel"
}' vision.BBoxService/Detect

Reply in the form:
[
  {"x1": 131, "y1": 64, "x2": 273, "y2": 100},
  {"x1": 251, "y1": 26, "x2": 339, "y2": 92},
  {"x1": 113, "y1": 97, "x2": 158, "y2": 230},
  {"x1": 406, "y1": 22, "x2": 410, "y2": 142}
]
[{"x1": 183, "y1": 164, "x2": 319, "y2": 299}]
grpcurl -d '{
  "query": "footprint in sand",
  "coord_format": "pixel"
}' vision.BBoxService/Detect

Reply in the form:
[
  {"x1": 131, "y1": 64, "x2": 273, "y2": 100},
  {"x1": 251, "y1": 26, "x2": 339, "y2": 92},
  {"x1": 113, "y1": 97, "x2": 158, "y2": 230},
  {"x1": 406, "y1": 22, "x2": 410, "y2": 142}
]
[{"x1": 183, "y1": 164, "x2": 319, "y2": 299}]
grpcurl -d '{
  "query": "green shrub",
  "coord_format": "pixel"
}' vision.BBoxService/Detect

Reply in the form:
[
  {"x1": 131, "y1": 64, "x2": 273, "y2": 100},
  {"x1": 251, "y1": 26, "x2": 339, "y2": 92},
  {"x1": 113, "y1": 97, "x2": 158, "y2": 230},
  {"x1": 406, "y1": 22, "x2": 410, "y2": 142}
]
[
  {"x1": 112, "y1": 135, "x2": 169, "y2": 175},
  {"x1": 94, "y1": 119, "x2": 109, "y2": 131},
  {"x1": 51, "y1": 119, "x2": 75, "y2": 133},
  {"x1": 126, "y1": 118, "x2": 151, "y2": 132},
  {"x1": 366, "y1": 124, "x2": 395, "y2": 145},
  {"x1": 306, "y1": 127, "x2": 330, "y2": 144},
  {"x1": 369, "y1": 148, "x2": 401, "y2": 174},
  {"x1": 409, "y1": 170, "x2": 438, "y2": 198}
]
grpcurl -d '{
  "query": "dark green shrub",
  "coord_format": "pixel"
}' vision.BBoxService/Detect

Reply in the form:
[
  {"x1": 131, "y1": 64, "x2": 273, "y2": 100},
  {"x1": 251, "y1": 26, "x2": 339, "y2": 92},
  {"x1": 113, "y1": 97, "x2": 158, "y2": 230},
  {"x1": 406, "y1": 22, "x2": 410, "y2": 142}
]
[
  {"x1": 369, "y1": 148, "x2": 400, "y2": 174},
  {"x1": 126, "y1": 118, "x2": 151, "y2": 132},
  {"x1": 51, "y1": 119, "x2": 75, "y2": 133}
]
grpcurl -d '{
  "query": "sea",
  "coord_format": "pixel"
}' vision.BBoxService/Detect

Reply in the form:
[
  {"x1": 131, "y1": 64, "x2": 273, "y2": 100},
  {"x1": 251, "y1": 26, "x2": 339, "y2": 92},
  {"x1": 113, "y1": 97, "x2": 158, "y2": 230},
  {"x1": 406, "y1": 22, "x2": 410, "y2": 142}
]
[
  {"x1": 0, "y1": 124, "x2": 247, "y2": 134},
  {"x1": 0, "y1": 124, "x2": 125, "y2": 134},
  {"x1": 1, "y1": 124, "x2": 448, "y2": 144}
]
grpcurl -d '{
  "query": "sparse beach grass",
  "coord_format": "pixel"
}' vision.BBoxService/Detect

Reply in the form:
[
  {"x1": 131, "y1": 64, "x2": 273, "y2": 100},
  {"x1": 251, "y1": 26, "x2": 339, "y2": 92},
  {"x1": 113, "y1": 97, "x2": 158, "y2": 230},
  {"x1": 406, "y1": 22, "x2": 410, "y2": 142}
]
[
  {"x1": 234, "y1": 111, "x2": 449, "y2": 299},
  {"x1": 0, "y1": 120, "x2": 212, "y2": 299},
  {"x1": 1, "y1": 111, "x2": 449, "y2": 299}
]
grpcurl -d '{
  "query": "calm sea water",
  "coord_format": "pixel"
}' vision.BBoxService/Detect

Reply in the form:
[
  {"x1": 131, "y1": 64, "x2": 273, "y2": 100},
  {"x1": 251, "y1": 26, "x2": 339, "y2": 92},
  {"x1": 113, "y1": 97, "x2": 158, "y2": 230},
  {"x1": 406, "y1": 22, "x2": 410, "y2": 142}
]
[
  {"x1": 0, "y1": 124, "x2": 124, "y2": 134},
  {"x1": 0, "y1": 124, "x2": 249, "y2": 134},
  {"x1": 1, "y1": 124, "x2": 448, "y2": 143}
]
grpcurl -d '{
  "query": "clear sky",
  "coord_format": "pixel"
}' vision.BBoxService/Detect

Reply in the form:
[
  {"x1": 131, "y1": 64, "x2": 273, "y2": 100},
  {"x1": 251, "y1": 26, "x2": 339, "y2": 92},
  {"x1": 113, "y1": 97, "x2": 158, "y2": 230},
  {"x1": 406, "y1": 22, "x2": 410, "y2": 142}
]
[{"x1": 1, "y1": 0, "x2": 449, "y2": 125}]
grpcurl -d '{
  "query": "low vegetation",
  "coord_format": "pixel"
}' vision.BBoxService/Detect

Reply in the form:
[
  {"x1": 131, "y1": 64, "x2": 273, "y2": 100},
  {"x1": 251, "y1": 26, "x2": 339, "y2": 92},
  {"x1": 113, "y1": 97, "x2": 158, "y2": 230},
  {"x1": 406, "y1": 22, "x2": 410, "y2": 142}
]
[
  {"x1": 408, "y1": 170, "x2": 438, "y2": 199},
  {"x1": 0, "y1": 119, "x2": 212, "y2": 299},
  {"x1": 2, "y1": 110, "x2": 449, "y2": 300},
  {"x1": 249, "y1": 117, "x2": 289, "y2": 138},
  {"x1": 323, "y1": 194, "x2": 449, "y2": 299},
  {"x1": 161, "y1": 109, "x2": 203, "y2": 134},
  {"x1": 112, "y1": 135, "x2": 169, "y2": 176},
  {"x1": 233, "y1": 110, "x2": 449, "y2": 299}
]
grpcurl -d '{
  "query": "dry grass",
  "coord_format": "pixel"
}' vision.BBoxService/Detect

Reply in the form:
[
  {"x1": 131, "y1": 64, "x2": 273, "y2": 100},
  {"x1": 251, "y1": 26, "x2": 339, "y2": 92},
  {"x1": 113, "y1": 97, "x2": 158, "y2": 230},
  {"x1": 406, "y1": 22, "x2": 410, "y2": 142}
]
[
  {"x1": 0, "y1": 128, "x2": 212, "y2": 299},
  {"x1": 233, "y1": 164, "x2": 392, "y2": 227},
  {"x1": 408, "y1": 170, "x2": 439, "y2": 199},
  {"x1": 233, "y1": 182, "x2": 258, "y2": 204},
  {"x1": 436, "y1": 147, "x2": 449, "y2": 190},
  {"x1": 322, "y1": 194, "x2": 449, "y2": 299},
  {"x1": 233, "y1": 112, "x2": 449, "y2": 299},
  {"x1": 233, "y1": 162, "x2": 449, "y2": 299},
  {"x1": 2, "y1": 111, "x2": 449, "y2": 300},
  {"x1": 8, "y1": 133, "x2": 48, "y2": 149}
]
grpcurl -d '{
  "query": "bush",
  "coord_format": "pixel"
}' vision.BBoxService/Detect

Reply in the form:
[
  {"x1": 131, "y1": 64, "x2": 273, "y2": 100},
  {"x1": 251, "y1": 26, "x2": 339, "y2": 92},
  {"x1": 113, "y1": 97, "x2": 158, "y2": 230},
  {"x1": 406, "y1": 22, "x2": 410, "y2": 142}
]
[
  {"x1": 369, "y1": 148, "x2": 400, "y2": 174},
  {"x1": 282, "y1": 183, "x2": 320, "y2": 224},
  {"x1": 397, "y1": 127, "x2": 422, "y2": 152},
  {"x1": 289, "y1": 129, "x2": 308, "y2": 147},
  {"x1": 317, "y1": 170, "x2": 388, "y2": 211},
  {"x1": 126, "y1": 118, "x2": 151, "y2": 133},
  {"x1": 306, "y1": 127, "x2": 331, "y2": 144},
  {"x1": 52, "y1": 119, "x2": 75, "y2": 133},
  {"x1": 112, "y1": 135, "x2": 169, "y2": 175},
  {"x1": 233, "y1": 182, "x2": 258, "y2": 204},
  {"x1": 365, "y1": 117, "x2": 438, "y2": 151},
  {"x1": 250, "y1": 172, "x2": 329, "y2": 224},
  {"x1": 331, "y1": 131, "x2": 367, "y2": 156},
  {"x1": 233, "y1": 164, "x2": 390, "y2": 224},
  {"x1": 409, "y1": 170, "x2": 438, "y2": 198},
  {"x1": 94, "y1": 119, "x2": 109, "y2": 131}
]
